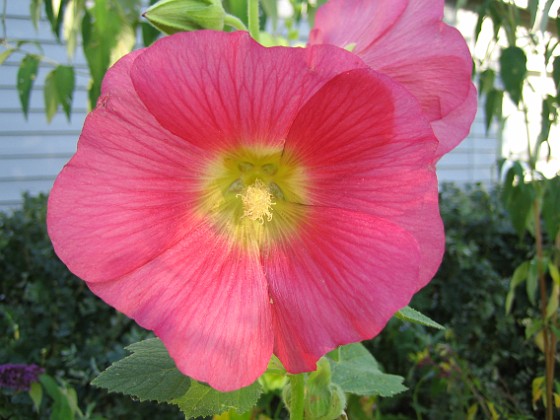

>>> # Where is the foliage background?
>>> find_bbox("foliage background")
[0,185,540,419]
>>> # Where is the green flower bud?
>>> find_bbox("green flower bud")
[305,359,347,420]
[143,0,225,34]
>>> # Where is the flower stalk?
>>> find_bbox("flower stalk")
[247,0,260,42]
[289,373,305,420]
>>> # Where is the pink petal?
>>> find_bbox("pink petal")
[89,222,273,391]
[130,30,366,151]
[310,0,476,157]
[263,207,421,372]
[284,68,443,285]
[308,0,408,50]
[47,52,208,283]
[432,83,478,157]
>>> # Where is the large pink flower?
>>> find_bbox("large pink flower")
[47,30,443,391]
[309,0,477,158]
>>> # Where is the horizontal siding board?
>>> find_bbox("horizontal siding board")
[0,135,78,156]
[0,156,71,179]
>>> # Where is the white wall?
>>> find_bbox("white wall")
[0,1,88,211]
[0,1,511,212]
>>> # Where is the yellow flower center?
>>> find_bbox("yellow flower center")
[197,145,308,249]
[237,179,276,223]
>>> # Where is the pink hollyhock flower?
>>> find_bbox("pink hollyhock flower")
[309,0,477,158]
[48,30,443,391]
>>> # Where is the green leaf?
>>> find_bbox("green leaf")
[484,88,503,132]
[92,338,191,403]
[171,380,262,419]
[528,0,539,28]
[552,56,560,99]
[0,49,15,65]
[28,381,43,412]
[39,375,73,420]
[526,259,539,306]
[30,0,44,29]
[543,175,560,239]
[478,69,495,96]
[44,0,69,39]
[44,70,59,123]
[549,262,560,286]
[499,46,527,106]
[55,65,75,119]
[44,66,75,122]
[330,343,407,397]
[505,260,529,314]
[82,0,124,106]
[501,162,534,236]
[63,0,86,59]
[17,55,41,119]
[395,306,444,330]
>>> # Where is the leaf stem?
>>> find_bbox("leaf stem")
[224,14,248,31]
[289,373,305,420]
[247,0,260,42]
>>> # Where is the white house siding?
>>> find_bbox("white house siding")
[0,1,88,211]
[0,1,507,212]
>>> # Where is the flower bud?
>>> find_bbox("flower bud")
[305,359,346,420]
[143,0,225,34]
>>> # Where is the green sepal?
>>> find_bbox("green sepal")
[143,0,226,34]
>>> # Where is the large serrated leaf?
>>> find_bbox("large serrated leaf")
[499,46,527,106]
[171,380,262,419]
[17,55,41,119]
[92,338,191,403]
[395,306,444,330]
[330,343,406,397]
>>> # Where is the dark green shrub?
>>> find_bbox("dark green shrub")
[0,194,182,419]
[371,183,539,418]
[0,184,542,418]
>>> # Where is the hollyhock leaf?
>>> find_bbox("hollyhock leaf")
[171,380,262,419]
[92,338,191,402]
[500,46,527,106]
[309,0,476,158]
[395,306,444,330]
[484,88,503,132]
[130,31,366,151]
[283,67,443,287]
[329,343,406,397]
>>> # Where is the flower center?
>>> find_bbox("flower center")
[237,179,275,223]
[197,145,308,248]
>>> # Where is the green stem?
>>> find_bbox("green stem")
[247,0,260,42]
[289,373,305,420]
[223,14,248,31]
